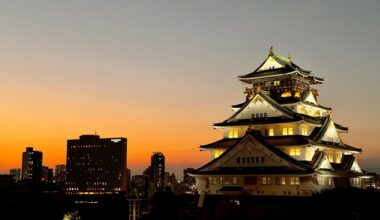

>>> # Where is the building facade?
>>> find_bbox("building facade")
[9,169,21,183]
[42,166,53,182]
[55,164,66,183]
[65,135,127,197]
[21,147,43,182]
[190,47,372,202]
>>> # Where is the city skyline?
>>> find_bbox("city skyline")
[1,1,380,176]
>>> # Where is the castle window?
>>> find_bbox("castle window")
[281,177,286,185]
[328,154,334,163]
[232,177,237,185]
[264,113,267,118]
[228,131,234,138]
[281,91,292,98]
[262,177,271,185]
[261,157,265,163]
[269,129,274,136]
[290,177,300,185]
[301,127,308,136]
[274,81,280,86]
[294,92,301,98]
[328,178,332,186]
[290,148,301,156]
[236,158,240,164]
[282,128,293,136]
[233,131,238,138]
[282,128,288,136]
[288,128,293,135]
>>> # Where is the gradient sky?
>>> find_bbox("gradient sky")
[1,1,380,178]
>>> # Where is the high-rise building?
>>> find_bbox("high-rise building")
[151,152,165,189]
[21,147,43,182]
[9,169,21,183]
[65,135,127,196]
[55,164,66,183]
[190,47,372,203]
[42,166,53,182]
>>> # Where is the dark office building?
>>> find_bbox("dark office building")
[54,164,66,183]
[183,168,195,186]
[21,147,43,182]
[151,152,165,189]
[9,168,21,183]
[42,166,53,182]
[65,135,127,197]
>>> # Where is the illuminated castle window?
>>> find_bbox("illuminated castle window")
[294,91,301,98]
[269,129,274,136]
[281,91,292,98]
[282,128,293,136]
[262,177,271,185]
[274,81,280,86]
[301,127,308,136]
[290,148,301,156]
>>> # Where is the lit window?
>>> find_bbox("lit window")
[281,91,292,97]
[290,148,301,156]
[314,111,321,117]
[269,129,274,136]
[281,177,286,185]
[219,177,223,184]
[301,127,308,136]
[288,128,293,135]
[262,177,271,185]
[228,131,234,138]
[294,92,301,98]
[300,107,306,114]
[274,81,280,86]
[282,128,288,136]
[233,131,238,138]
[328,154,334,163]
[289,177,300,185]
[328,178,332,186]
[295,177,300,185]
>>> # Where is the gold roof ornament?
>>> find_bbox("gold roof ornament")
[288,52,292,61]
[269,46,274,56]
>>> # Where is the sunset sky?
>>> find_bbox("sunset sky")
[1,1,380,178]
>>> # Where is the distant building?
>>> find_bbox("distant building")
[42,166,53,182]
[21,147,43,182]
[164,172,182,195]
[65,135,127,197]
[129,175,147,198]
[183,168,195,186]
[55,164,66,183]
[183,168,196,193]
[151,152,165,189]
[9,169,21,183]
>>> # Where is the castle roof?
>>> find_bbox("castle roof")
[238,47,324,83]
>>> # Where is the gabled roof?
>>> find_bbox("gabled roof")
[238,48,324,82]
[310,115,333,142]
[309,150,334,171]
[217,91,297,127]
[193,132,314,176]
